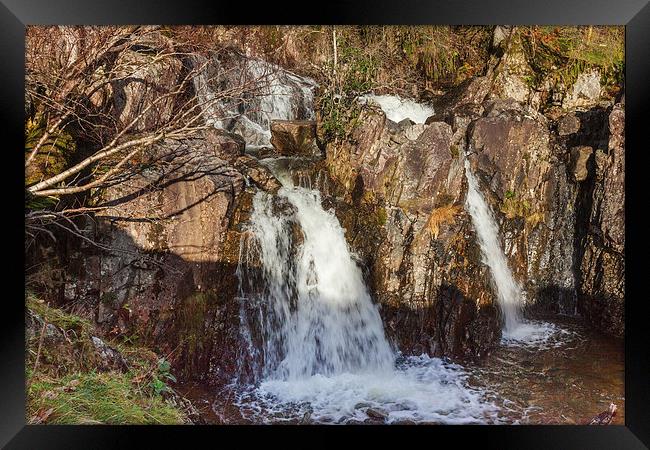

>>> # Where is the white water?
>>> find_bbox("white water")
[464,159,565,346]
[193,55,316,146]
[359,94,435,124]
[235,164,499,424]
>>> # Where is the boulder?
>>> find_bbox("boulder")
[563,70,602,110]
[270,120,320,156]
[56,134,253,384]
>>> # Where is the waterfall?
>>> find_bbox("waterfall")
[238,170,395,380]
[192,54,317,147]
[464,159,523,336]
[233,161,499,424]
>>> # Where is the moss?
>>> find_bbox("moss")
[176,292,213,374]
[26,293,91,334]
[501,192,532,219]
[376,207,388,226]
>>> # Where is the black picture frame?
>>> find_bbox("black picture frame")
[2,1,648,448]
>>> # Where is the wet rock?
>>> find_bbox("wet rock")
[393,419,417,425]
[270,119,320,156]
[234,155,282,193]
[366,407,388,420]
[354,402,372,409]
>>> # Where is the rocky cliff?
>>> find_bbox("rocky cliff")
[27,27,624,390]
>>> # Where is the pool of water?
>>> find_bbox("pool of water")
[177,317,624,425]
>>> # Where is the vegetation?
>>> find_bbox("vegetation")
[26,293,189,424]
[27,371,185,425]
[518,26,625,96]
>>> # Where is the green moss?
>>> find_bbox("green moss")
[26,293,91,334]
[25,115,77,187]
[376,207,388,226]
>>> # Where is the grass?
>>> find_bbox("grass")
[518,26,624,96]
[28,371,185,425]
[424,204,461,239]
[26,293,92,334]
[26,293,189,425]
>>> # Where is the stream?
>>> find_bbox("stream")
[180,68,624,425]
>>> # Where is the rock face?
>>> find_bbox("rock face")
[576,103,625,336]
[324,109,500,358]
[270,120,320,156]
[58,129,274,383]
[321,81,624,355]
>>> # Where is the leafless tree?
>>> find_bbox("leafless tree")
[24,25,277,248]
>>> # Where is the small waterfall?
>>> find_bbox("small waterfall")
[232,160,499,424]
[238,170,395,380]
[192,54,316,147]
[464,159,523,336]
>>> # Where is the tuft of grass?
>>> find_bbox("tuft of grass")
[26,293,91,334]
[424,203,461,239]
[26,293,189,425]
[28,371,186,425]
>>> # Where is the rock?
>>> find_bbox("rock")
[324,106,500,358]
[91,336,129,372]
[570,146,593,182]
[72,134,251,383]
[492,26,512,48]
[577,103,625,336]
[270,120,320,156]
[366,407,388,420]
[490,32,535,104]
[558,113,581,136]
[111,46,184,132]
[563,70,602,110]
[234,155,282,193]
[204,129,246,161]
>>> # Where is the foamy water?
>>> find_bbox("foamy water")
[501,320,575,349]
[233,355,501,424]
[359,94,435,124]
[233,162,501,424]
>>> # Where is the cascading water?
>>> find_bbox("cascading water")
[233,161,500,424]
[464,159,567,346]
[464,159,523,335]
[192,54,316,147]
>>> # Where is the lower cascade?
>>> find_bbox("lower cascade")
[234,161,500,424]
